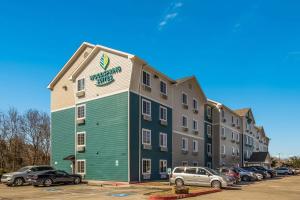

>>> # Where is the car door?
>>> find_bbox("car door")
[56,171,74,183]
[194,168,211,186]
[184,167,198,185]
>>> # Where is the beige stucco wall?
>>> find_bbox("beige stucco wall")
[50,46,93,111]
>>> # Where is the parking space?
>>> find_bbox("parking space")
[0,175,299,200]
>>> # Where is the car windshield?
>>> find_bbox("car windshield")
[17,167,30,172]
[206,168,221,175]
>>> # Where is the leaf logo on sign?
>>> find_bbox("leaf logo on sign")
[100,54,110,71]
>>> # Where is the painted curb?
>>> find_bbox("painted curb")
[149,189,221,200]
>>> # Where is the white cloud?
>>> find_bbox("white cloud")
[158,2,183,30]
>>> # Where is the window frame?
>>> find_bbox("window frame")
[76,104,86,120]
[142,128,151,145]
[221,145,226,155]
[207,124,212,136]
[192,140,198,152]
[142,159,151,175]
[142,71,151,87]
[142,99,151,117]
[207,106,212,118]
[160,80,167,95]
[207,143,212,154]
[221,127,226,137]
[159,132,167,148]
[181,137,188,151]
[159,106,167,121]
[77,77,85,92]
[193,119,198,131]
[182,92,188,105]
[159,160,167,174]
[193,98,198,110]
[76,159,86,175]
[182,115,188,128]
[77,131,86,147]
[182,161,188,166]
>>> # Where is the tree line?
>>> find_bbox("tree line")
[0,108,50,173]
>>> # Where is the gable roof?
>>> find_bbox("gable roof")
[234,108,256,124]
[47,42,95,90]
[175,76,207,103]
[208,99,241,117]
[248,152,271,163]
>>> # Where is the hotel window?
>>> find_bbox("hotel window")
[77,160,85,174]
[193,120,198,131]
[142,129,151,145]
[237,148,240,156]
[236,118,239,125]
[142,159,151,174]
[207,143,212,154]
[160,81,167,95]
[142,99,151,116]
[77,78,85,92]
[182,115,188,128]
[182,92,188,105]
[193,99,198,110]
[232,132,235,140]
[159,133,167,148]
[221,127,226,138]
[181,138,188,151]
[207,106,211,118]
[193,161,198,167]
[221,109,225,118]
[142,71,151,87]
[192,140,198,152]
[159,106,167,121]
[232,147,235,156]
[159,160,167,174]
[221,145,226,155]
[77,132,86,147]
[77,104,86,119]
[182,161,188,166]
[236,133,239,141]
[207,124,212,136]
[231,116,234,123]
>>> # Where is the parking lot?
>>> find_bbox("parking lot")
[0,175,299,200]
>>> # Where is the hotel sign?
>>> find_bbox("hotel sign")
[90,54,122,86]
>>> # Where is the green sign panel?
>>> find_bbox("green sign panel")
[90,54,122,86]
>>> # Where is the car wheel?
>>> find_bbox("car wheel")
[43,178,53,187]
[14,178,24,186]
[242,176,250,182]
[175,178,184,187]
[211,180,221,189]
[74,177,81,185]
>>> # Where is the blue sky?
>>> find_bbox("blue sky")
[0,0,299,158]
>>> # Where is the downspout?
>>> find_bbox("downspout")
[215,103,222,167]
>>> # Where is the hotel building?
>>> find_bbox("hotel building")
[48,42,206,182]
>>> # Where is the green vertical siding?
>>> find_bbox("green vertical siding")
[76,91,129,181]
[51,108,75,173]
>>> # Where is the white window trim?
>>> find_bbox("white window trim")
[192,140,198,152]
[182,137,188,151]
[207,106,212,118]
[182,92,188,105]
[231,132,235,140]
[160,80,168,95]
[193,119,198,131]
[182,161,188,166]
[236,133,240,141]
[232,147,235,155]
[181,115,188,128]
[159,160,167,174]
[142,70,151,87]
[193,98,198,110]
[207,143,212,154]
[159,106,168,121]
[142,128,151,145]
[159,132,167,148]
[76,131,86,147]
[142,158,151,175]
[76,159,86,175]
[142,99,151,116]
[221,127,226,137]
[76,104,86,120]
[221,145,226,155]
[77,77,85,92]
[207,124,212,136]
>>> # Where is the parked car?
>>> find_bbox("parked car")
[254,173,263,181]
[294,168,300,175]
[217,167,240,184]
[0,166,54,186]
[30,170,82,187]
[251,166,277,178]
[275,167,293,175]
[233,167,256,182]
[170,166,234,188]
[242,167,269,179]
